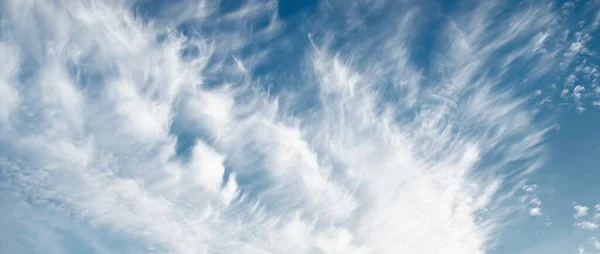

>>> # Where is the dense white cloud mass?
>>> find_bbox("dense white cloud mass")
[0,0,598,253]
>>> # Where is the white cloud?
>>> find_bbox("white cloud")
[0,0,575,253]
[523,184,538,193]
[530,207,543,216]
[570,42,584,52]
[575,221,600,230]
[521,185,545,218]
[187,140,227,193]
[575,205,590,219]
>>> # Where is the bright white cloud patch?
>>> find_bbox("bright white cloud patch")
[0,0,598,253]
[575,205,591,219]
[530,207,543,216]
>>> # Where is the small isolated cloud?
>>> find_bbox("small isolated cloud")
[573,85,586,94]
[570,42,584,53]
[575,205,590,219]
[573,85,586,102]
[575,221,600,230]
[529,207,543,216]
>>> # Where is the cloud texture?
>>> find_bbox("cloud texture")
[0,0,598,253]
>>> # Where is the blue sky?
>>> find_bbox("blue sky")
[0,0,599,253]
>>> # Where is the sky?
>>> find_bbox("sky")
[0,0,599,253]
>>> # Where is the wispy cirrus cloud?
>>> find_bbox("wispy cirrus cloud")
[0,0,595,253]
